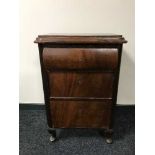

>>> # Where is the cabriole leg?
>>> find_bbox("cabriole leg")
[105,129,113,144]
[48,129,56,142]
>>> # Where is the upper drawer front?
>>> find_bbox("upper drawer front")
[43,48,118,71]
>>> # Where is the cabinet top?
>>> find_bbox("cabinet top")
[34,33,127,44]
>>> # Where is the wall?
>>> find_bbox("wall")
[19,0,134,105]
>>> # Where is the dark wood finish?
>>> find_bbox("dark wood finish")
[43,48,118,70]
[35,34,127,142]
[38,44,52,127]
[49,97,111,101]
[50,100,112,128]
[34,34,127,44]
[48,72,114,98]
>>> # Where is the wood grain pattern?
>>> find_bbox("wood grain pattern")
[35,34,127,142]
[50,100,112,128]
[34,35,127,44]
[48,72,114,98]
[43,48,118,71]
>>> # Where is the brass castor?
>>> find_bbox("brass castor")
[106,138,113,144]
[50,135,56,142]
[48,129,56,142]
[105,129,113,144]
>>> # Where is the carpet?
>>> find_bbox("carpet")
[19,105,135,155]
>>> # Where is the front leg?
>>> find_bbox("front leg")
[48,128,56,142]
[105,129,113,144]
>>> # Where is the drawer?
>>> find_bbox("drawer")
[43,48,118,71]
[50,100,112,128]
[48,72,114,98]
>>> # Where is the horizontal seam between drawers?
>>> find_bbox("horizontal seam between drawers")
[49,97,112,101]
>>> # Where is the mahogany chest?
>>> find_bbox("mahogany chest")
[35,34,127,143]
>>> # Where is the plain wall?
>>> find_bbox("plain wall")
[19,0,135,105]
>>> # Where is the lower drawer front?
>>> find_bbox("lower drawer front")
[50,100,112,128]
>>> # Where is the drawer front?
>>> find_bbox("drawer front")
[49,72,114,98]
[50,100,112,128]
[43,48,118,71]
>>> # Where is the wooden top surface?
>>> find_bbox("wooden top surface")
[34,33,127,44]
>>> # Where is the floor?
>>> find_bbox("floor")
[19,105,135,155]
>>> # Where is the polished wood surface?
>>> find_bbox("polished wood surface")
[35,34,127,142]
[48,72,114,98]
[43,48,118,71]
[34,34,127,44]
[50,100,112,128]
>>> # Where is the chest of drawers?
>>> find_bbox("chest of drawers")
[35,34,127,143]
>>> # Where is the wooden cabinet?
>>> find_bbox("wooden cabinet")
[35,34,127,143]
